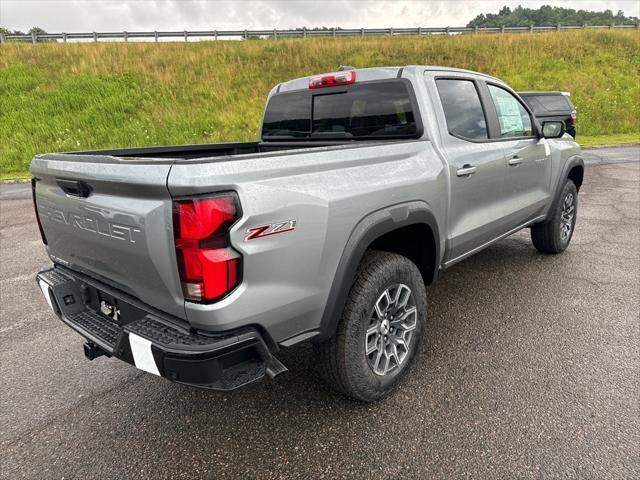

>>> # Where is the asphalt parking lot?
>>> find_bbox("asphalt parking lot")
[1,146,639,479]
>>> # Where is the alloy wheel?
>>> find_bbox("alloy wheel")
[560,192,575,241]
[365,284,417,376]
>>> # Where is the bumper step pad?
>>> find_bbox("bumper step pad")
[67,310,120,350]
[37,267,287,391]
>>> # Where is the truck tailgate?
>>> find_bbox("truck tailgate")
[31,154,186,319]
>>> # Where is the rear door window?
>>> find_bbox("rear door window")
[262,80,420,140]
[435,79,488,140]
[487,85,534,138]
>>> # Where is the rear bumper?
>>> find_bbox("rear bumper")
[36,266,286,391]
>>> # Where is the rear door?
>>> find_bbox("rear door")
[484,84,552,227]
[433,77,509,262]
[31,155,186,319]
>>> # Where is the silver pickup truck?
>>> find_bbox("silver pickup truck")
[32,66,583,401]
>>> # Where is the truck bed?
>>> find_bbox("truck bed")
[68,140,359,160]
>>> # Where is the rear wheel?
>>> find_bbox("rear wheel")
[314,251,427,402]
[531,179,578,254]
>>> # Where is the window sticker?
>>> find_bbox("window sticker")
[496,95,524,134]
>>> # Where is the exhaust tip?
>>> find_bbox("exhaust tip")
[265,356,288,379]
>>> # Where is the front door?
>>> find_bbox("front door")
[485,84,552,228]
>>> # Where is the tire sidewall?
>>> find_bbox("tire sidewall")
[552,180,578,251]
[343,254,427,400]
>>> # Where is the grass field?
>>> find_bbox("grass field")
[1,30,639,179]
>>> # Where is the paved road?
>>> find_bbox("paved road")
[1,161,639,479]
[581,145,640,165]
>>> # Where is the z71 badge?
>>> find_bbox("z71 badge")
[245,220,296,241]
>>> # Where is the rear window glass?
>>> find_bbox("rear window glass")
[261,91,310,138]
[262,81,419,140]
[521,94,572,114]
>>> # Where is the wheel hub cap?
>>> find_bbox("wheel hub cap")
[380,319,390,335]
[365,283,417,376]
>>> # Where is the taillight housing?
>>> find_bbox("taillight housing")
[31,178,47,245]
[570,110,577,125]
[173,193,241,303]
[309,70,356,89]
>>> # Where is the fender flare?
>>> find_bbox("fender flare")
[316,201,440,342]
[545,154,584,223]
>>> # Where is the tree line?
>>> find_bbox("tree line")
[0,27,53,41]
[467,5,639,27]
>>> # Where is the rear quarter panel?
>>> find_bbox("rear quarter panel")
[167,140,447,343]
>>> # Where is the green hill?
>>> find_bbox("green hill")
[1,29,638,179]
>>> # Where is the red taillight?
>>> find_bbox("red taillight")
[173,194,241,302]
[309,70,356,89]
[570,110,577,124]
[31,178,47,245]
[178,197,236,239]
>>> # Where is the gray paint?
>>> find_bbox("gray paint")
[30,66,580,346]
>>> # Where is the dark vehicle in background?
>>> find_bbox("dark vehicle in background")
[519,91,577,138]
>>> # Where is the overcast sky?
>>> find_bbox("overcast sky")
[2,1,639,32]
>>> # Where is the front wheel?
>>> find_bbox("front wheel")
[531,179,578,254]
[314,251,427,402]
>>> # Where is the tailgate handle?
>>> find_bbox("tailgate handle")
[57,179,92,198]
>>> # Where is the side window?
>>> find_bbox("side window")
[436,79,488,140]
[488,85,533,138]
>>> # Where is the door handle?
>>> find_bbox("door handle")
[456,164,477,177]
[508,156,523,166]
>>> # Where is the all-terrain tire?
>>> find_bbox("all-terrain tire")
[314,251,427,402]
[531,179,578,254]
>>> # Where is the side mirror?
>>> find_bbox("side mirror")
[541,121,566,139]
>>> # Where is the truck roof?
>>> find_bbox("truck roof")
[419,65,502,82]
[276,65,504,93]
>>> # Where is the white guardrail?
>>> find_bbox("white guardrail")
[1,24,639,43]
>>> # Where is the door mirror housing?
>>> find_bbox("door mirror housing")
[541,121,566,139]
